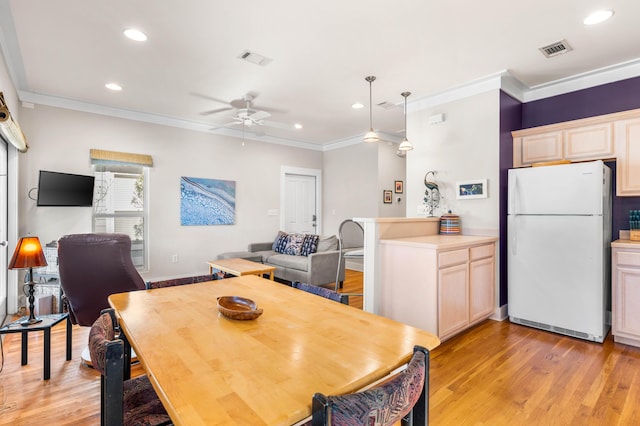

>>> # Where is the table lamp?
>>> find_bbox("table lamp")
[8,236,48,326]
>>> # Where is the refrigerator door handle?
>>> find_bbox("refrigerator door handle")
[509,215,517,256]
[509,174,518,215]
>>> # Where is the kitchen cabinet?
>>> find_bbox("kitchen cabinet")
[512,120,613,168]
[379,235,497,341]
[612,240,640,348]
[614,117,640,196]
[512,108,640,196]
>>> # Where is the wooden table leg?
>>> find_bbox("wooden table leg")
[21,331,28,365]
[269,271,274,280]
[44,328,51,380]
[66,315,72,361]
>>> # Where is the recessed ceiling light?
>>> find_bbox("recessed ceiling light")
[352,102,364,109]
[294,123,303,129]
[123,28,148,42]
[584,10,614,25]
[105,82,123,91]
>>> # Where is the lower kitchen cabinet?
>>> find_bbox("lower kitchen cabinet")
[379,235,497,341]
[612,240,640,347]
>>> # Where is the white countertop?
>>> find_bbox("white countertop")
[380,234,498,250]
[612,239,640,248]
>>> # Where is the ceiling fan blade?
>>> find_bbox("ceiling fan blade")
[252,104,288,114]
[200,107,234,116]
[249,110,270,121]
[190,92,231,105]
[209,121,240,131]
[261,120,295,130]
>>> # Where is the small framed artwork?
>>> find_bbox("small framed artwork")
[395,180,403,193]
[383,190,393,204]
[456,179,488,199]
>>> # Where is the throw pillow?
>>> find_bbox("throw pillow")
[300,234,319,256]
[283,233,305,255]
[273,231,289,253]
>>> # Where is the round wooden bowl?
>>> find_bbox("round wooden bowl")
[217,296,263,320]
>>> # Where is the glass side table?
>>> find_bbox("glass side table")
[0,312,72,380]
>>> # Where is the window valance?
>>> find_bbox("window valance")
[90,149,153,167]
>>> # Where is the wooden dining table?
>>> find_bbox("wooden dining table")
[108,275,440,426]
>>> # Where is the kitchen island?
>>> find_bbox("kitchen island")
[379,234,498,340]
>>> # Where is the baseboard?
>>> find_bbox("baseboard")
[491,304,508,321]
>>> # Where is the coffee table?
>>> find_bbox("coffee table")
[208,257,276,280]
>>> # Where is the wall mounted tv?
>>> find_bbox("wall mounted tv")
[37,170,95,207]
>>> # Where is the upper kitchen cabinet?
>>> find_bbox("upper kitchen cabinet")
[512,108,640,196]
[615,117,640,196]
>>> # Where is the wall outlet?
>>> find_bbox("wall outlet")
[171,254,179,263]
[267,209,279,216]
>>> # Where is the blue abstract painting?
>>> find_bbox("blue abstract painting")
[180,177,236,225]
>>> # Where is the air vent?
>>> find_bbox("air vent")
[238,50,272,66]
[539,39,572,58]
[377,101,400,110]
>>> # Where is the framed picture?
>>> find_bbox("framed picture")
[456,179,488,199]
[394,180,403,193]
[383,190,393,204]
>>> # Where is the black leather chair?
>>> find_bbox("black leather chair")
[58,233,146,326]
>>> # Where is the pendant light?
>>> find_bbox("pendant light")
[398,91,414,151]
[363,76,380,143]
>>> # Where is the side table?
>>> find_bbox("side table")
[0,312,72,380]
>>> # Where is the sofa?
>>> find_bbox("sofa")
[218,233,345,287]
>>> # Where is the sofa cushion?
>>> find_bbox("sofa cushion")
[317,235,338,252]
[253,250,276,263]
[267,254,309,272]
[300,234,319,256]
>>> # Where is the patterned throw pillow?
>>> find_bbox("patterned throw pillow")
[273,231,289,253]
[283,233,305,255]
[300,234,319,256]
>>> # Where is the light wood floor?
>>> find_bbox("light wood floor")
[2,270,640,425]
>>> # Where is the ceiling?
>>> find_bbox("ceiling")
[1,0,640,149]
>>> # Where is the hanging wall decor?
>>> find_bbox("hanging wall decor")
[180,176,236,225]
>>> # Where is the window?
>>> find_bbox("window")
[90,149,152,271]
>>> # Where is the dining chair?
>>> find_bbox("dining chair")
[335,219,364,291]
[58,233,147,326]
[146,273,215,289]
[89,308,172,426]
[292,281,349,304]
[311,345,430,426]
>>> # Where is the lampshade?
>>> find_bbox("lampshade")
[363,76,380,143]
[398,91,414,151]
[8,236,48,270]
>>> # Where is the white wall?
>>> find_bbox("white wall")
[323,140,406,234]
[406,90,500,235]
[18,105,323,280]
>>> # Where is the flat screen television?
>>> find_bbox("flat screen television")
[37,170,95,207]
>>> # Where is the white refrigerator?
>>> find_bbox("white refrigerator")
[507,160,611,343]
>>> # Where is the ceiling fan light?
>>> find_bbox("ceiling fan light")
[398,139,414,151]
[363,129,380,143]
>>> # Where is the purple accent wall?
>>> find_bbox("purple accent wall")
[522,76,640,129]
[499,76,640,308]
[499,91,522,306]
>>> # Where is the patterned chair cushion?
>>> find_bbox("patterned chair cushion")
[88,311,116,375]
[329,351,426,425]
[292,281,344,303]
[123,375,172,426]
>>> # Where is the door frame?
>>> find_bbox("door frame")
[280,166,322,236]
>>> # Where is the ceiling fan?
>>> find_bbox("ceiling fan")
[195,91,286,116]
[203,93,293,132]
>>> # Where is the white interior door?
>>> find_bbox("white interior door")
[284,173,316,234]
